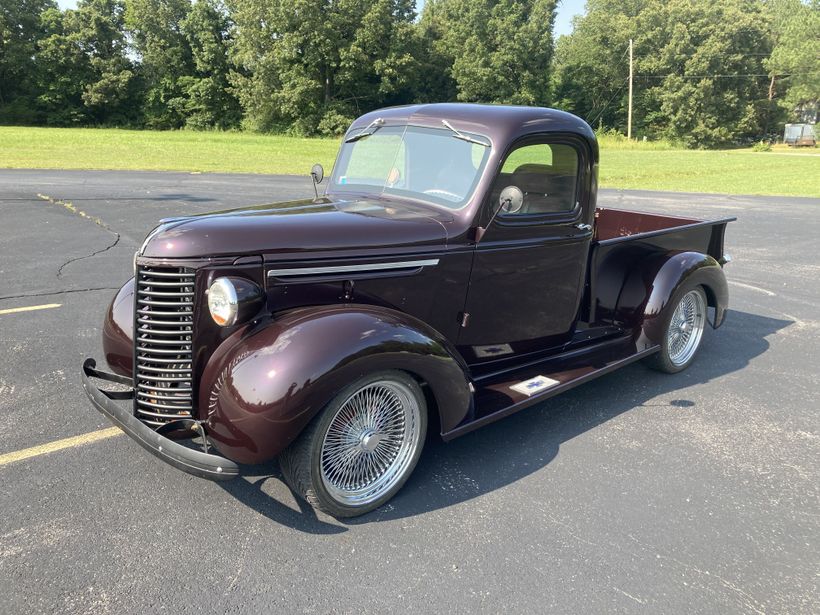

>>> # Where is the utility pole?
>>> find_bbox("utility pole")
[627,38,633,140]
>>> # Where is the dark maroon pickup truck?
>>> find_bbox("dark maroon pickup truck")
[82,104,734,517]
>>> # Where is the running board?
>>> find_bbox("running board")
[442,345,659,441]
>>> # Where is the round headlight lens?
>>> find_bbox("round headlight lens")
[207,277,238,326]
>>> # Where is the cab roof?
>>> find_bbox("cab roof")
[349,103,598,162]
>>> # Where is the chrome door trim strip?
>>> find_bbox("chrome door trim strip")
[266,259,440,278]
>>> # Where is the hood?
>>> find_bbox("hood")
[140,196,451,260]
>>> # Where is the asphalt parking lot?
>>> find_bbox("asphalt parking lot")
[1,168,818,614]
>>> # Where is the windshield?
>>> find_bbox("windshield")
[329,125,491,209]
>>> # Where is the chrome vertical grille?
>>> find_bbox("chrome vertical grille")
[134,266,195,426]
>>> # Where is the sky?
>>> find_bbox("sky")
[56,0,585,37]
[553,0,585,37]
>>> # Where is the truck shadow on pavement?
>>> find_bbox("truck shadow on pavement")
[218,309,791,533]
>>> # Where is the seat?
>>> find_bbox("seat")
[511,164,575,214]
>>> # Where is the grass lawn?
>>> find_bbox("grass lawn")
[0,127,341,176]
[0,126,817,197]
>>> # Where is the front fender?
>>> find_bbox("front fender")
[200,304,472,465]
[102,277,135,377]
[629,251,728,351]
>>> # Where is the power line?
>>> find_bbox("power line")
[586,78,629,127]
[584,44,631,127]
[635,72,819,79]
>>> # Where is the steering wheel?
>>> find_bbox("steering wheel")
[422,188,461,202]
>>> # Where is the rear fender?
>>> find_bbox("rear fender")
[200,304,472,465]
[620,251,728,351]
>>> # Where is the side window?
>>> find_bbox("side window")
[495,143,579,215]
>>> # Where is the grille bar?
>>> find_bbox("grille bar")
[137,280,193,288]
[138,298,194,307]
[137,337,193,347]
[136,371,191,381]
[138,347,192,355]
[140,270,195,279]
[137,290,194,298]
[136,396,194,410]
[135,356,192,365]
[134,266,195,425]
[136,310,192,318]
[137,365,192,374]
[137,326,191,337]
[138,383,193,393]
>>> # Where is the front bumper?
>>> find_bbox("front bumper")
[81,358,238,481]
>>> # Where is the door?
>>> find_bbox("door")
[457,138,593,364]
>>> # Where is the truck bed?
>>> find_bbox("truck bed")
[588,207,735,329]
[594,207,700,242]
[593,207,734,259]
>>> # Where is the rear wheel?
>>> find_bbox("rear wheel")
[645,285,708,374]
[280,370,427,518]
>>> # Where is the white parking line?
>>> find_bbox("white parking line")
[728,280,776,297]
[0,303,62,315]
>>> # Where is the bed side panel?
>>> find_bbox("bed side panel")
[589,221,730,326]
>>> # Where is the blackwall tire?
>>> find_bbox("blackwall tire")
[280,370,427,518]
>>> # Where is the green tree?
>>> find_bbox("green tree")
[36,0,135,125]
[229,0,420,135]
[553,0,774,147]
[126,0,193,128]
[552,0,644,131]
[0,0,56,123]
[420,0,557,105]
[180,0,240,129]
[35,6,91,124]
[765,0,820,121]
[77,0,136,124]
[644,0,772,147]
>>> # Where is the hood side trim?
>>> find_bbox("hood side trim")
[267,259,440,278]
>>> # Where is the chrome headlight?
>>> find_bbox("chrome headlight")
[206,276,263,327]
[207,278,239,326]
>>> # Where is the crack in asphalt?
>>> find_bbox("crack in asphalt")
[36,194,123,278]
[0,287,120,302]
[56,234,121,278]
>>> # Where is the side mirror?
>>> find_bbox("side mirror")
[472,185,525,244]
[310,163,324,184]
[310,163,324,199]
[499,185,524,214]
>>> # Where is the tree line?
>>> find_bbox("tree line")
[0,0,817,147]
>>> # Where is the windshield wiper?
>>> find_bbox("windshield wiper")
[441,119,490,147]
[345,118,385,143]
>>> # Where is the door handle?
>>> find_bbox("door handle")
[574,223,592,231]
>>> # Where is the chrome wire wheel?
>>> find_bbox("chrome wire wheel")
[668,289,706,367]
[319,379,422,507]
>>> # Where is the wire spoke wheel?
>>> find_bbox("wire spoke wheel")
[667,289,706,367]
[319,379,422,507]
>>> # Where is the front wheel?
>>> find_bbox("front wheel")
[280,370,427,518]
[645,285,708,374]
